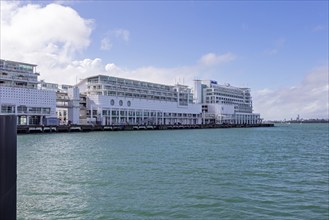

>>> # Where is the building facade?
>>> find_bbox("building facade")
[77,75,202,125]
[194,80,261,124]
[1,59,261,126]
[0,59,56,125]
[40,81,80,125]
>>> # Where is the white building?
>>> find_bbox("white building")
[40,80,80,125]
[0,59,56,125]
[0,59,262,126]
[77,75,202,125]
[194,80,261,124]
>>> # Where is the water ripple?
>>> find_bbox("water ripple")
[17,124,329,219]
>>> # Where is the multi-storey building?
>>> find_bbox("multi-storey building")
[39,80,80,125]
[194,80,261,124]
[77,75,202,125]
[0,59,57,125]
[0,59,261,126]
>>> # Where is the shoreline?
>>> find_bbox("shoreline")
[17,123,274,134]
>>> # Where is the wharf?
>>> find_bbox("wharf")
[17,123,274,134]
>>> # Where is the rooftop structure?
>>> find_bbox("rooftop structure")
[0,59,39,89]
[81,75,193,106]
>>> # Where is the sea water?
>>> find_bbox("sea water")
[17,124,329,219]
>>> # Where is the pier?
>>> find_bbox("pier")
[17,123,274,134]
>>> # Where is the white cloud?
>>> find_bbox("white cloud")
[0,1,93,83]
[4,2,326,121]
[113,29,130,42]
[99,28,130,50]
[1,2,238,97]
[102,52,236,86]
[1,0,235,86]
[253,66,329,120]
[199,52,236,66]
[0,1,235,86]
[100,37,112,51]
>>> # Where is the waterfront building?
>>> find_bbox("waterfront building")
[55,87,80,125]
[77,75,202,125]
[0,59,57,125]
[1,59,261,126]
[194,80,261,124]
[79,94,88,125]
[39,80,80,125]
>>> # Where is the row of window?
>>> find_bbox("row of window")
[98,76,172,91]
[0,105,51,114]
[99,109,200,118]
[110,99,131,107]
[89,86,192,98]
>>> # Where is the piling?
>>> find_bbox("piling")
[0,115,17,220]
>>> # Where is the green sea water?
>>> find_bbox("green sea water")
[17,124,329,219]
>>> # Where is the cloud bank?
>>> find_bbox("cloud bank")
[1,1,234,86]
[253,66,329,120]
[1,2,93,66]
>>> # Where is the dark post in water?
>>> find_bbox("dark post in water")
[0,115,17,220]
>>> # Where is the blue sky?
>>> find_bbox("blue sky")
[73,1,327,89]
[1,0,328,119]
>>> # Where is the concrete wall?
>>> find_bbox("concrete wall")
[0,115,17,219]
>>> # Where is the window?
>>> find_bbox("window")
[42,108,50,114]
[110,99,115,105]
[1,105,15,113]
[127,101,131,107]
[119,100,123,106]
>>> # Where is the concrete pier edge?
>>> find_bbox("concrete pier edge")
[17,123,274,134]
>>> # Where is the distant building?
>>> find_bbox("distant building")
[1,59,261,126]
[0,59,56,125]
[194,80,261,124]
[55,87,80,125]
[77,75,202,125]
[39,80,80,125]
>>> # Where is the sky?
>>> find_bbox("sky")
[0,0,328,120]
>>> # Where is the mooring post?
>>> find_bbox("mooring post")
[0,115,17,220]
